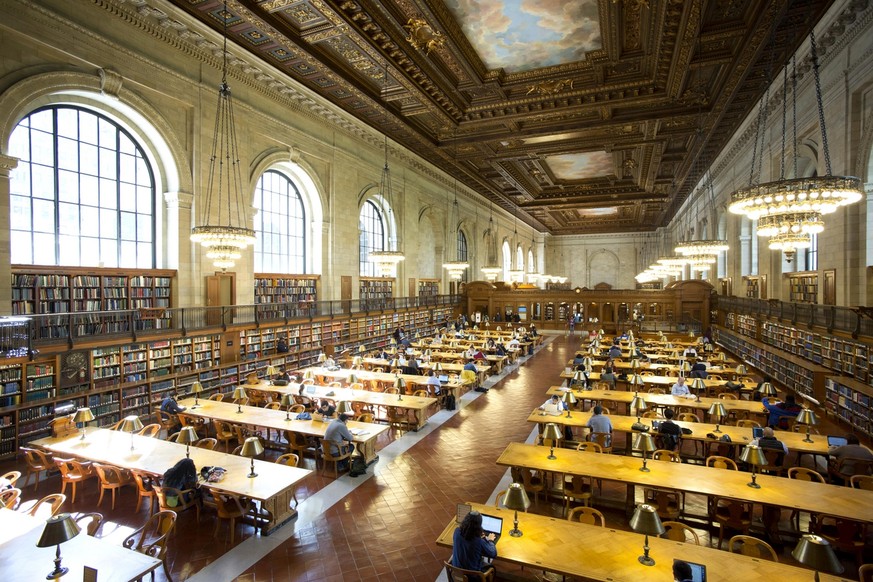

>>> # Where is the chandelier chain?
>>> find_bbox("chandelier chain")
[792,55,798,180]
[809,30,833,176]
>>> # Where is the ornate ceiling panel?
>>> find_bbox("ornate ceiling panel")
[168,0,837,234]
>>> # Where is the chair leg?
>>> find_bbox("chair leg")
[97,487,105,507]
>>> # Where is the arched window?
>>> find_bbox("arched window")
[528,248,535,273]
[9,105,156,267]
[253,170,306,273]
[359,199,385,276]
[516,245,524,271]
[457,229,469,282]
[502,239,511,281]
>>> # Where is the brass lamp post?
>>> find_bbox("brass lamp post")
[542,423,563,460]
[177,426,198,459]
[36,513,81,579]
[796,408,818,443]
[629,504,665,566]
[739,444,766,488]
[708,402,727,433]
[502,482,531,537]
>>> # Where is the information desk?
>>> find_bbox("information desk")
[526,409,831,457]
[496,442,873,523]
[435,503,850,582]
[33,428,310,534]
[546,386,765,417]
[179,398,389,463]
[258,379,438,430]
[0,508,162,582]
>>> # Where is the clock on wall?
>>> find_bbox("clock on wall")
[60,350,89,387]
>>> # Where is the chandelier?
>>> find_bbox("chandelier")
[480,203,501,281]
[674,240,728,256]
[442,140,468,282]
[728,31,862,257]
[190,4,256,270]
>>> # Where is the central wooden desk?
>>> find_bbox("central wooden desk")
[546,386,765,417]
[435,503,850,582]
[179,398,389,463]
[497,442,873,523]
[0,508,162,582]
[33,428,310,534]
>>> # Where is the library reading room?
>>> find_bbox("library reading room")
[1,0,873,581]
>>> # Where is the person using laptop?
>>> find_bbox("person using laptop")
[755,426,788,455]
[671,376,695,399]
[451,511,497,573]
[538,394,565,416]
[657,408,682,451]
[425,369,441,396]
[828,433,873,482]
[673,560,694,582]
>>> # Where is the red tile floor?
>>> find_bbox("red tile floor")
[2,333,869,581]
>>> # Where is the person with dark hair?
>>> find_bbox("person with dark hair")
[587,405,612,445]
[160,389,186,433]
[753,375,773,401]
[829,433,873,480]
[324,412,354,457]
[762,393,802,429]
[600,363,616,388]
[276,338,289,353]
[658,408,682,451]
[317,400,336,419]
[162,458,199,507]
[673,560,693,582]
[451,510,497,572]
[607,343,623,360]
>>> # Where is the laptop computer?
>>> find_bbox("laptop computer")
[305,385,317,395]
[827,435,848,447]
[438,374,449,383]
[674,559,707,582]
[752,427,764,439]
[480,513,503,544]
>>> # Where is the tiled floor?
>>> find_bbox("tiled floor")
[2,333,869,581]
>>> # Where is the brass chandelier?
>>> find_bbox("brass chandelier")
[442,140,468,281]
[480,203,502,282]
[191,3,256,270]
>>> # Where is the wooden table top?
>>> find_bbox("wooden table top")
[178,398,390,443]
[566,359,746,376]
[497,442,873,522]
[0,508,162,582]
[435,503,850,582]
[33,428,311,503]
[526,410,831,455]
[301,367,463,391]
[547,386,765,414]
[363,357,490,374]
[256,379,437,412]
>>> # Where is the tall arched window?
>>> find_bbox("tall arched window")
[502,240,511,281]
[516,245,524,271]
[359,199,385,276]
[254,170,306,273]
[527,248,535,273]
[9,106,156,267]
[457,229,469,282]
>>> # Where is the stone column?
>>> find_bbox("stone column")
[0,155,19,314]
[164,191,194,306]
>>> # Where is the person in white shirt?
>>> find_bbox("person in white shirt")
[508,337,520,348]
[425,370,442,396]
[671,376,695,398]
[538,394,565,415]
[683,346,698,358]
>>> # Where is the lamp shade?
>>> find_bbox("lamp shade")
[352,356,364,366]
[629,504,665,536]
[176,426,198,445]
[303,369,315,379]
[796,408,818,426]
[629,374,645,388]
[542,422,563,442]
[735,364,747,374]
[280,394,293,407]
[232,386,248,401]
[191,381,203,394]
[707,402,727,419]
[572,371,586,382]
[240,436,264,458]
[389,358,401,368]
[394,377,407,390]
[563,391,577,407]
[348,373,360,385]
[718,352,728,361]
[690,377,707,391]
[630,395,648,415]
[120,415,143,433]
[633,432,656,453]
[629,359,641,369]
[358,345,366,353]
[73,407,95,424]
[502,482,531,511]
[739,444,766,467]
[758,382,776,397]
[582,357,593,367]
[791,534,844,574]
[337,401,354,416]
[317,353,328,363]
[36,513,81,547]
[265,366,277,377]
[433,362,443,371]
[679,361,692,372]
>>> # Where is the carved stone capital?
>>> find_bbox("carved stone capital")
[164,191,193,210]
[0,154,19,177]
[98,68,124,98]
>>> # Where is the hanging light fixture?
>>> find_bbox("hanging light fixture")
[729,31,862,257]
[190,3,256,271]
[508,211,525,283]
[368,62,405,277]
[481,202,502,282]
[442,137,468,281]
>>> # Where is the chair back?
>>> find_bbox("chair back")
[0,488,21,509]
[29,493,66,518]
[788,467,825,483]
[123,510,176,560]
[195,438,218,450]
[652,450,681,463]
[1,470,21,486]
[567,506,605,526]
[589,432,612,451]
[137,423,162,438]
[706,456,738,470]
[575,442,603,454]
[661,521,700,545]
[75,512,104,536]
[678,413,700,423]
[444,560,494,582]
[850,475,873,490]
[859,563,873,582]
[275,453,299,467]
[736,420,761,428]
[728,535,778,561]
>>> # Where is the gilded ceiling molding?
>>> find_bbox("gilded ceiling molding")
[404,17,445,55]
[525,79,574,96]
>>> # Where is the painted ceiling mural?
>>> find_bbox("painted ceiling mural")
[443,0,602,71]
[546,152,614,180]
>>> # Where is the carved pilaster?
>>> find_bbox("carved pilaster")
[0,155,18,313]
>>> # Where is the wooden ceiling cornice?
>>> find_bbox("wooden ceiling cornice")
[167,0,837,234]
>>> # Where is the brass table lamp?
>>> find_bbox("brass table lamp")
[708,402,727,433]
[190,381,203,408]
[792,534,844,581]
[232,386,248,414]
[36,513,81,579]
[177,426,198,459]
[739,443,766,488]
[633,432,656,472]
[241,436,264,478]
[280,394,293,421]
[542,423,563,460]
[502,482,531,537]
[120,415,143,451]
[562,391,577,418]
[73,407,94,440]
[629,504,665,566]
[796,408,818,443]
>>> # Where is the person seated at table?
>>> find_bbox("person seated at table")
[657,408,683,451]
[464,346,477,359]
[402,359,421,376]
[160,390,186,433]
[400,336,412,348]
[671,376,695,399]
[600,364,617,388]
[689,359,708,379]
[587,406,612,443]
[472,349,486,361]
[683,345,698,358]
[572,353,585,366]
[495,342,508,357]
[762,394,802,429]
[673,560,694,582]
[607,343,623,359]
[508,336,520,349]
[756,426,788,455]
[530,324,538,337]
[463,358,478,372]
[316,400,336,419]
[276,338,289,353]
[324,413,355,466]
[571,367,590,388]
[162,458,199,507]
[451,511,497,573]
[486,338,497,351]
[538,394,565,416]
[828,434,873,481]
[425,369,442,396]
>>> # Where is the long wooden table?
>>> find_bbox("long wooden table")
[435,503,850,582]
[496,442,873,523]
[179,398,389,463]
[0,509,162,582]
[257,379,438,430]
[558,371,752,396]
[547,386,765,417]
[566,359,748,377]
[362,357,491,384]
[526,409,831,457]
[33,428,310,534]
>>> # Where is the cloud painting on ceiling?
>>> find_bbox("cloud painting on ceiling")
[546,152,613,180]
[577,208,618,217]
[444,0,601,72]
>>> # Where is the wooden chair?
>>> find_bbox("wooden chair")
[0,488,21,510]
[662,521,700,545]
[652,450,681,463]
[512,467,546,505]
[246,389,268,407]
[787,466,825,531]
[213,419,236,452]
[850,475,873,491]
[729,534,778,561]
[645,488,682,520]
[123,510,176,582]
[736,419,761,428]
[166,431,181,442]
[815,517,867,566]
[759,449,786,477]
[54,457,95,504]
[75,512,104,536]
[706,456,738,470]
[28,493,66,518]
[567,506,605,527]
[192,437,216,450]
[209,393,225,401]
[2,470,22,486]
[859,564,873,582]
[288,404,306,414]
[152,484,201,523]
[137,423,162,438]
[19,446,53,490]
[154,410,177,438]
[443,560,495,582]
[92,462,134,510]
[713,499,753,549]
[356,412,375,424]
[212,490,257,545]
[678,413,700,423]
[178,414,208,438]
[274,454,300,508]
[718,392,738,400]
[589,432,613,455]
[285,431,321,468]
[320,439,352,478]
[563,474,594,515]
[829,457,873,485]
[130,469,158,514]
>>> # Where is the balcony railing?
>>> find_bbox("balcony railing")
[1,294,461,357]
[715,295,873,338]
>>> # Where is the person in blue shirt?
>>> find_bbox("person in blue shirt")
[607,343,623,359]
[762,394,802,429]
[451,511,497,572]
[463,358,478,372]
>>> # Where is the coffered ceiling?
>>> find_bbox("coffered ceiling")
[168,0,836,234]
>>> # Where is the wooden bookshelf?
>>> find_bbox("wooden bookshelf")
[418,279,440,297]
[360,277,394,311]
[743,276,760,298]
[253,274,319,319]
[786,272,818,304]
[825,376,873,439]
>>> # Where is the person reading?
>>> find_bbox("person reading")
[538,394,565,416]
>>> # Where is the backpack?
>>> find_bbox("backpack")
[444,394,456,411]
[349,455,367,477]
